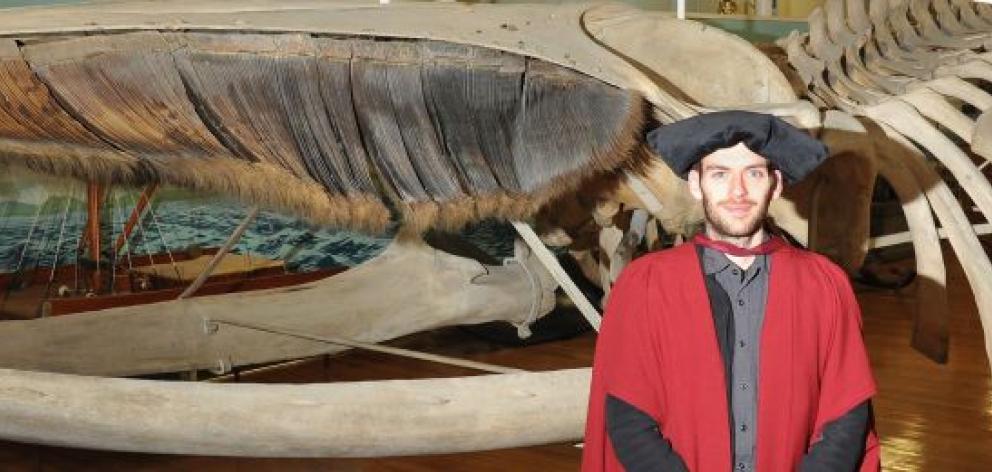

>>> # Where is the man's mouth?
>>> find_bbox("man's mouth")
[721,203,755,217]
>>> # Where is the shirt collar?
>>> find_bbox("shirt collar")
[701,246,767,280]
[702,246,734,275]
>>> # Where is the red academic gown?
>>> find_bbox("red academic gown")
[582,241,880,471]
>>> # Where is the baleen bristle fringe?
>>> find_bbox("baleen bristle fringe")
[0,138,391,234]
[1,32,649,235]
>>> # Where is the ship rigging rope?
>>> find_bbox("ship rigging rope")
[28,199,59,278]
[37,188,76,314]
[47,189,75,286]
[109,190,118,292]
[128,194,159,276]
[114,193,134,271]
[73,196,83,293]
[0,203,11,272]
[208,319,525,375]
[0,201,12,243]
[144,194,180,280]
[13,199,46,275]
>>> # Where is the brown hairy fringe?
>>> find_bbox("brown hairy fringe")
[396,200,440,239]
[0,137,391,234]
[0,137,138,185]
[432,196,480,232]
[395,193,532,235]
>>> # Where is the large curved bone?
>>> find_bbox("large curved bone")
[887,0,991,57]
[580,5,796,107]
[862,100,992,218]
[874,120,992,368]
[973,110,992,158]
[0,239,557,376]
[971,0,992,24]
[951,0,992,30]
[908,0,988,48]
[908,76,992,111]
[909,0,970,44]
[932,0,972,36]
[0,366,590,457]
[896,89,976,145]
[830,110,949,362]
[865,1,939,76]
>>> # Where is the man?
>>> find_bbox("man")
[582,111,879,471]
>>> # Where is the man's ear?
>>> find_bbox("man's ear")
[771,169,784,200]
[687,169,703,202]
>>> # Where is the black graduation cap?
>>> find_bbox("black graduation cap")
[645,111,828,184]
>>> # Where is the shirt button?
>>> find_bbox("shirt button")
[738,340,746,348]
[737,462,746,471]
[740,423,749,432]
[737,299,745,306]
[732,269,740,276]
[740,382,749,391]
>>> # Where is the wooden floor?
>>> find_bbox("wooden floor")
[0,250,989,471]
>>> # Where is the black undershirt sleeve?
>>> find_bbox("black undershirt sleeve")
[605,394,689,472]
[800,400,872,472]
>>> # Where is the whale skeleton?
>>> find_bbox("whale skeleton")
[0,0,990,458]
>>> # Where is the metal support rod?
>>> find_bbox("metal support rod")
[177,206,259,299]
[511,221,602,332]
[624,171,665,219]
[207,355,321,383]
[208,319,523,375]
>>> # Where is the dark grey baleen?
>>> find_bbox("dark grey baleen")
[0,32,646,233]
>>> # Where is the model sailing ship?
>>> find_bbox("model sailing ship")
[1,178,345,320]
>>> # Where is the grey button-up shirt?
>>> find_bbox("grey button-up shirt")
[702,247,770,472]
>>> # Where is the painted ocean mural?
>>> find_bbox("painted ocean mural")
[0,169,517,275]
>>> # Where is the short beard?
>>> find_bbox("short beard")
[701,192,773,239]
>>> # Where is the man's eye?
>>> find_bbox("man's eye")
[748,169,767,178]
[710,171,726,179]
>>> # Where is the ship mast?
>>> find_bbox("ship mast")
[84,182,102,293]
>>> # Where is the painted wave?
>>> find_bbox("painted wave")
[0,196,515,274]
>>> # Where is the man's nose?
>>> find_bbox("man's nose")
[730,172,747,198]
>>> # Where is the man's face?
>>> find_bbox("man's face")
[687,142,783,238]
